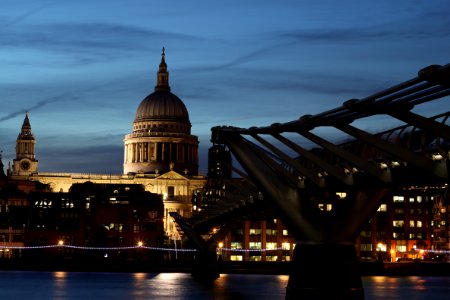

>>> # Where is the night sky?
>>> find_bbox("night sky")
[1,0,449,175]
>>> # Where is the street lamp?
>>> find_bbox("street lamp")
[218,242,224,261]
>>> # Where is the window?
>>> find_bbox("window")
[410,220,415,227]
[396,240,407,252]
[360,244,372,251]
[266,229,277,236]
[230,242,242,249]
[417,196,422,203]
[393,220,404,227]
[249,256,261,261]
[336,192,347,199]
[282,229,289,236]
[230,255,243,261]
[360,231,371,238]
[266,256,278,262]
[378,204,387,212]
[167,186,175,199]
[417,221,422,228]
[409,233,415,239]
[282,242,291,250]
[409,197,415,203]
[249,242,261,249]
[326,204,333,211]
[249,229,261,235]
[393,196,404,202]
[394,208,404,214]
[266,242,277,250]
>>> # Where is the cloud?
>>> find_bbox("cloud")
[0,1,56,29]
[0,93,76,122]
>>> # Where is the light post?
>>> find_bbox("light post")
[218,242,224,261]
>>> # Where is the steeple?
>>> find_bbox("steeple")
[12,112,38,176]
[19,112,33,137]
[155,47,171,92]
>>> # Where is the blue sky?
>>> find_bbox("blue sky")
[1,0,449,175]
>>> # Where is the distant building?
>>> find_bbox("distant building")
[6,49,206,240]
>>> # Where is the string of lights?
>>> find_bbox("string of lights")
[0,244,289,252]
[0,244,196,252]
[221,247,286,252]
[417,248,450,254]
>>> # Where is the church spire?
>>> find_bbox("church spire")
[155,47,171,92]
[20,111,33,137]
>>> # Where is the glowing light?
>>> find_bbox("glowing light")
[218,242,223,248]
[58,240,64,246]
[137,241,143,247]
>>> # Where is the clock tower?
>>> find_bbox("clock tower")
[12,112,38,176]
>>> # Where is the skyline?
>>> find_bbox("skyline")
[1,0,449,175]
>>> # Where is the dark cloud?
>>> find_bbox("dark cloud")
[1,22,202,61]
[0,1,56,29]
[0,93,76,122]
[276,18,450,45]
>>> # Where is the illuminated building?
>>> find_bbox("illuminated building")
[6,49,206,240]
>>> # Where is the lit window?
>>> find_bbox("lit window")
[282,229,289,236]
[393,220,404,227]
[249,242,261,250]
[336,192,347,199]
[230,255,243,261]
[326,204,332,211]
[230,242,242,249]
[318,204,324,211]
[378,204,387,212]
[250,256,261,261]
[266,242,277,250]
[417,196,422,203]
[393,196,404,202]
[409,197,415,203]
[409,233,415,239]
[249,229,261,235]
[266,229,277,236]
[282,242,291,250]
[410,220,415,227]
[441,208,447,213]
[441,220,446,226]
[266,256,278,262]
[396,245,407,252]
[417,221,422,228]
[282,256,291,262]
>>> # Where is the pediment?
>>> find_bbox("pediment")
[155,170,188,180]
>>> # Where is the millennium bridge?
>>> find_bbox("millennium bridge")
[171,63,450,299]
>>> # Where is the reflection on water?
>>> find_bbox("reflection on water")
[363,276,450,300]
[0,271,449,299]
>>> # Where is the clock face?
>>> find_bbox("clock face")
[20,161,30,170]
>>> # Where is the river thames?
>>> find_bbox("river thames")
[0,271,450,299]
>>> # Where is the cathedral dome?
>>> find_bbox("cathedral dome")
[134,48,190,124]
[134,90,190,123]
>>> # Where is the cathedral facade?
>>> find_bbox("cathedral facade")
[7,50,206,238]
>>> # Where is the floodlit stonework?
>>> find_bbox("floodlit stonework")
[8,49,206,238]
